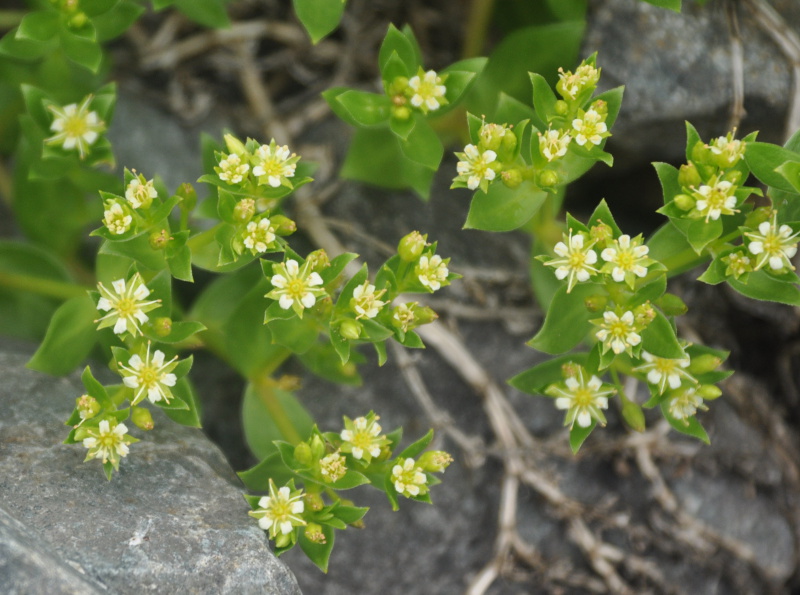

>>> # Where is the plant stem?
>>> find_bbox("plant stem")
[463,0,497,58]
[0,270,89,300]
[252,372,304,445]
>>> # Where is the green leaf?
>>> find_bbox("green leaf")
[238,452,295,491]
[464,181,547,231]
[93,0,145,41]
[143,320,206,344]
[80,366,113,408]
[775,161,800,194]
[670,216,723,254]
[397,116,443,170]
[297,341,362,385]
[172,0,230,28]
[530,72,557,124]
[267,316,319,354]
[27,295,97,376]
[60,28,103,73]
[640,0,681,12]
[528,283,600,354]
[647,221,708,276]
[378,24,419,78]
[293,0,345,43]
[99,233,167,271]
[661,403,709,443]
[745,142,800,192]
[398,429,434,459]
[569,421,596,454]
[319,252,359,286]
[299,524,335,572]
[727,269,800,306]
[17,12,60,42]
[162,375,202,427]
[242,384,314,459]
[639,310,685,359]
[330,90,391,127]
[508,352,590,396]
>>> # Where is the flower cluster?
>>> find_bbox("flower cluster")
[214,135,300,190]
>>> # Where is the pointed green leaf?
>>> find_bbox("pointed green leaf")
[27,295,97,376]
[464,181,547,231]
[528,283,599,354]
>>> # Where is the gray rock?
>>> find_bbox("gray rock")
[0,343,300,595]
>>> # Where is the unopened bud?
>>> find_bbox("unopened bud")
[589,223,613,245]
[554,100,569,115]
[561,361,582,378]
[398,231,427,262]
[678,163,702,188]
[388,76,409,96]
[310,435,326,460]
[634,303,656,326]
[131,406,154,431]
[501,168,523,189]
[392,106,411,121]
[152,317,172,337]
[673,193,696,211]
[621,400,646,432]
[177,183,197,211]
[745,206,772,229]
[149,229,170,250]
[304,523,327,544]
[223,133,247,156]
[690,141,712,166]
[417,450,453,473]
[697,384,723,400]
[655,293,688,316]
[538,170,559,188]
[304,492,324,512]
[590,99,608,116]
[339,320,362,340]
[305,249,329,271]
[68,11,88,28]
[275,533,292,548]
[233,198,256,222]
[270,215,297,236]
[294,441,313,465]
[500,128,518,154]
[584,294,608,313]
[688,354,723,375]
[413,305,438,326]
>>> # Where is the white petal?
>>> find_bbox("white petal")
[577,410,592,428]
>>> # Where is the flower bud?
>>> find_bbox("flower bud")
[152,317,173,337]
[554,100,569,115]
[275,533,292,548]
[270,215,297,236]
[538,170,559,188]
[233,198,256,222]
[310,435,326,461]
[417,451,454,473]
[131,406,154,431]
[392,106,411,121]
[339,320,362,340]
[224,133,247,156]
[149,229,170,250]
[305,249,329,271]
[621,400,646,432]
[678,163,702,188]
[177,183,197,211]
[388,76,409,96]
[304,523,327,544]
[398,231,427,262]
[304,492,325,512]
[584,294,608,313]
[688,354,723,375]
[500,168,523,189]
[634,303,656,326]
[673,193,696,211]
[75,394,100,421]
[500,128,518,154]
[744,206,772,229]
[68,11,88,29]
[294,441,313,465]
[690,141,712,166]
[655,293,688,316]
[413,305,438,326]
[697,384,722,400]
[590,99,608,116]
[561,361,582,379]
[589,223,613,246]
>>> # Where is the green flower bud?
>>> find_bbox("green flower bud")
[500,168,523,189]
[233,198,256,222]
[744,206,772,229]
[398,231,427,262]
[501,128,518,154]
[690,141,712,166]
[678,163,702,188]
[561,361,582,379]
[177,183,197,211]
[270,214,297,236]
[131,406,154,431]
[294,441,313,465]
[589,223,613,246]
[722,170,742,185]
[554,100,569,115]
[538,170,559,188]
[310,435,326,461]
[304,492,324,512]
[68,12,88,29]
[149,229,170,250]
[413,305,438,326]
[305,249,329,271]
[584,294,608,313]
[688,354,723,375]
[152,317,173,337]
[304,523,327,544]
[634,303,656,326]
[392,106,411,121]
[697,384,722,400]
[673,193,696,211]
[339,320,362,340]
[590,99,608,117]
[275,533,292,548]
[655,293,688,316]
[224,133,247,157]
[388,76,409,97]
[621,400,646,433]
[417,450,454,473]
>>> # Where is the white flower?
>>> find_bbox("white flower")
[556,63,600,101]
[709,133,745,167]
[416,254,450,291]
[392,457,429,498]
[722,251,753,279]
[544,230,598,293]
[266,259,326,316]
[454,144,497,191]
[46,95,104,159]
[95,273,161,337]
[692,178,738,222]
[594,310,641,355]
[634,351,694,394]
[248,479,306,539]
[103,202,132,235]
[243,217,276,254]
[252,140,298,188]
[745,214,800,272]
[125,176,158,209]
[351,281,387,319]
[82,419,132,469]
[545,367,615,429]
[408,69,447,113]
[600,234,650,286]
[340,414,390,463]
[668,387,707,422]
[118,342,179,405]
[217,153,250,184]
[319,452,347,483]
[572,109,608,146]
[538,128,572,161]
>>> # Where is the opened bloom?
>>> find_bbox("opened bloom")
[252,140,298,188]
[103,201,132,235]
[544,230,598,292]
[249,479,306,539]
[572,108,608,146]
[125,176,157,209]
[267,259,326,316]
[600,234,650,287]
[692,177,738,222]
[594,310,641,355]
[46,96,104,159]
[455,144,497,191]
[416,254,450,291]
[351,281,387,319]
[709,133,746,167]
[243,217,276,254]
[668,387,707,422]
[95,273,161,337]
[545,367,615,429]
[745,214,800,272]
[81,419,133,470]
[634,351,694,394]
[539,128,572,161]
[392,457,429,498]
[408,69,447,113]
[340,413,390,463]
[217,153,250,184]
[119,342,179,405]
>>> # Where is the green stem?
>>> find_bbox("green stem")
[0,270,89,300]
[463,0,497,58]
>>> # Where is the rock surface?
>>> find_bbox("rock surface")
[0,342,300,595]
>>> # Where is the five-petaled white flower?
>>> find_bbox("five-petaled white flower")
[252,140,298,188]
[351,281,387,319]
[392,457,429,498]
[545,367,615,429]
[125,176,157,209]
[95,273,161,337]
[217,153,250,184]
[103,201,132,235]
[46,96,104,159]
[243,217,276,254]
[539,128,572,161]
[340,414,390,463]
[668,387,707,422]
[692,178,738,222]
[415,254,450,292]
[455,144,497,191]
[249,479,306,539]
[745,214,800,272]
[119,342,179,405]
[408,69,447,113]
[594,310,642,355]
[709,134,746,167]
[82,419,132,469]
[544,230,598,293]
[634,351,694,394]
[600,234,650,287]
[572,108,608,146]
[267,259,326,317]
